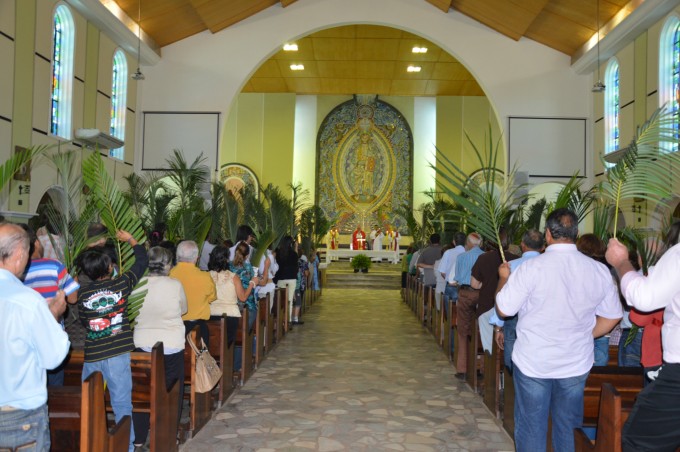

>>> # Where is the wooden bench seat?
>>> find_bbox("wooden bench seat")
[255,297,268,368]
[56,342,178,451]
[206,315,234,408]
[182,327,213,440]
[575,383,633,452]
[49,371,130,452]
[582,366,643,426]
[234,309,254,386]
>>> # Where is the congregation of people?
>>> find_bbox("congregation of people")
[3,204,680,451]
[402,208,680,452]
[0,220,319,451]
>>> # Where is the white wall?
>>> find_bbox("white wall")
[135,0,591,176]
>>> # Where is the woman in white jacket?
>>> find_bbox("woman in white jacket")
[132,246,188,447]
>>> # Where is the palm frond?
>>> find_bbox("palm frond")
[433,126,526,261]
[592,200,614,243]
[288,182,310,237]
[525,198,547,231]
[43,150,94,271]
[163,150,210,239]
[0,144,56,196]
[262,184,293,250]
[82,151,146,272]
[251,229,276,270]
[598,106,680,237]
[553,173,596,223]
[397,203,423,248]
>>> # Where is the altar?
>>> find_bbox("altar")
[325,249,400,264]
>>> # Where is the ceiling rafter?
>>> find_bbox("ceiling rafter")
[425,0,453,13]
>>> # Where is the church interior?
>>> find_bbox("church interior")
[2,0,680,450]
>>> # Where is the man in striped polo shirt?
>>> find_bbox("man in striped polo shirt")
[21,225,79,386]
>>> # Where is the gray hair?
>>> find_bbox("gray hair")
[0,223,29,262]
[176,240,199,263]
[148,246,173,276]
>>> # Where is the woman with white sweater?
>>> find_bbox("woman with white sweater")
[132,246,187,448]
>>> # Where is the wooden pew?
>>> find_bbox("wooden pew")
[266,292,275,352]
[502,366,515,440]
[206,316,234,408]
[465,318,485,394]
[582,366,643,427]
[425,285,435,332]
[234,309,254,386]
[575,383,627,452]
[416,279,424,322]
[49,371,131,452]
[129,343,181,451]
[182,328,213,440]
[483,341,503,419]
[57,343,180,451]
[274,287,286,343]
[255,297,268,368]
[449,297,458,365]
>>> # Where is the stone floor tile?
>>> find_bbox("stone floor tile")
[180,288,514,451]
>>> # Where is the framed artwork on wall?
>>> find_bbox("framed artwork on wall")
[219,163,259,197]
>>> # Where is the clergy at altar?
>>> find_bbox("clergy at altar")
[373,227,384,251]
[352,225,366,250]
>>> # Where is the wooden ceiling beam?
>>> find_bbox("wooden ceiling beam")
[451,0,550,42]
[187,0,278,34]
[280,0,297,6]
[425,0,453,13]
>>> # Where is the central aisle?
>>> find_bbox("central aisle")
[182,289,515,451]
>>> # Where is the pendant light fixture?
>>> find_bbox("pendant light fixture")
[131,0,145,81]
[592,0,605,92]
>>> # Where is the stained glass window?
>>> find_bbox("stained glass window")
[660,16,680,152]
[50,4,74,139]
[604,59,619,157]
[110,50,127,160]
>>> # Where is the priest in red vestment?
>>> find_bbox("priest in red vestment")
[352,225,366,250]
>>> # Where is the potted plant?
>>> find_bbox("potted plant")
[350,254,372,273]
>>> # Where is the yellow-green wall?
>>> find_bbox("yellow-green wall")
[221,92,501,209]
[592,8,680,231]
[0,0,137,215]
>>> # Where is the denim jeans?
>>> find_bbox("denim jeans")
[593,336,610,366]
[0,404,49,451]
[503,315,518,373]
[82,353,135,451]
[513,365,588,452]
[618,329,642,367]
[443,285,458,317]
[234,307,257,372]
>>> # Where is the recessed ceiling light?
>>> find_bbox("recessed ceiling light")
[407,65,421,73]
[412,46,428,54]
[290,64,305,71]
[283,43,298,51]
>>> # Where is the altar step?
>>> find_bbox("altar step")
[324,262,401,290]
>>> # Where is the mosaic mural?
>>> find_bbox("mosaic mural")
[316,95,412,233]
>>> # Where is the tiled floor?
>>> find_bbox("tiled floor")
[181,288,515,451]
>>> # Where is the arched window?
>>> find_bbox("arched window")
[604,59,619,157]
[659,15,680,152]
[110,49,128,159]
[50,4,75,139]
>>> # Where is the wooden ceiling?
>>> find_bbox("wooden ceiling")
[113,0,630,96]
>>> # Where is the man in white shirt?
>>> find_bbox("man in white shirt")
[607,233,680,451]
[440,232,467,308]
[496,209,622,452]
[0,223,70,451]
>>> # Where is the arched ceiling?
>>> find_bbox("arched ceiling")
[112,0,631,96]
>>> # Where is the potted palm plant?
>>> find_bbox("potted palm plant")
[350,254,372,273]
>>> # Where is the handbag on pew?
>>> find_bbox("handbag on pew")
[186,334,222,393]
